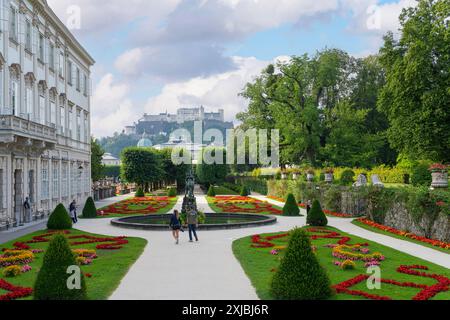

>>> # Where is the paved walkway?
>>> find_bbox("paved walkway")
[252,196,450,269]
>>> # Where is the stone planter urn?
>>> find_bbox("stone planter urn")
[431,172,448,188]
[324,173,333,183]
[281,173,287,180]
[292,173,298,180]
[307,174,314,182]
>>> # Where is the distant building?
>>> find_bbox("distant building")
[102,153,121,166]
[137,132,153,148]
[124,125,136,135]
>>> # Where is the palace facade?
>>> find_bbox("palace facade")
[0,0,95,230]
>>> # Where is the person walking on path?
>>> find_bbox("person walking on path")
[306,200,312,216]
[23,197,31,223]
[169,210,183,245]
[187,209,199,242]
[69,200,78,224]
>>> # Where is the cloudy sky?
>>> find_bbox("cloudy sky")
[47,0,416,138]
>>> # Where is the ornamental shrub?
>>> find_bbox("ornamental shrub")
[271,228,332,300]
[340,170,355,186]
[135,187,145,197]
[207,186,216,197]
[341,260,356,270]
[82,197,97,218]
[47,204,72,230]
[411,163,432,187]
[34,234,87,300]
[283,194,300,216]
[240,186,250,197]
[168,188,177,197]
[307,200,328,226]
[3,265,22,277]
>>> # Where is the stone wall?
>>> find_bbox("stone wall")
[267,179,450,242]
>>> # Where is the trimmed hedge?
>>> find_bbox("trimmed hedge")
[47,204,73,230]
[283,194,300,216]
[82,197,97,218]
[307,200,328,226]
[207,186,216,197]
[340,169,355,186]
[135,187,145,197]
[34,234,87,300]
[411,163,432,187]
[271,228,332,300]
[168,188,177,197]
[240,186,250,197]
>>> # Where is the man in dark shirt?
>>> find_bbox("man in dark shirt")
[187,209,199,242]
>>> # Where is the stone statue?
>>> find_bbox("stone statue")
[182,167,197,214]
[371,174,384,188]
[353,174,368,187]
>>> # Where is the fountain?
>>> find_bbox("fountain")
[111,168,277,230]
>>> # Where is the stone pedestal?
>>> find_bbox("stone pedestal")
[324,173,333,183]
[307,174,314,182]
[431,172,448,188]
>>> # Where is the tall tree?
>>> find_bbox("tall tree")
[121,147,163,189]
[378,0,450,161]
[91,137,104,182]
[196,147,228,187]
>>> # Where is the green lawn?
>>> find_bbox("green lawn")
[214,186,239,195]
[233,226,450,300]
[0,229,147,300]
[352,220,450,254]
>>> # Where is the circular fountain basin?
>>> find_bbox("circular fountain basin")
[111,213,277,231]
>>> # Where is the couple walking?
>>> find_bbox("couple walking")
[169,209,199,245]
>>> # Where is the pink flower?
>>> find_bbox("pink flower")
[270,250,278,255]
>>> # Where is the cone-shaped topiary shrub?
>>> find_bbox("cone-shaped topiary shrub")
[34,234,87,300]
[47,204,72,230]
[135,187,145,197]
[306,200,328,226]
[340,169,355,185]
[207,186,216,197]
[271,228,332,300]
[168,188,177,197]
[283,194,300,216]
[240,186,250,196]
[82,197,97,218]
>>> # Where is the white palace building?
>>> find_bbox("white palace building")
[0,0,95,230]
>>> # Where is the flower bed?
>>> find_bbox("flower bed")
[0,279,33,300]
[97,196,176,216]
[236,227,450,300]
[0,229,145,301]
[211,196,282,215]
[356,218,450,250]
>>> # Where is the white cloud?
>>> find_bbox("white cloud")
[144,56,272,122]
[91,74,136,137]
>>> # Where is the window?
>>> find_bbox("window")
[28,170,35,204]
[39,34,45,62]
[59,53,64,77]
[67,61,73,85]
[50,101,56,125]
[41,162,49,199]
[25,87,33,115]
[76,110,81,141]
[0,170,3,209]
[25,20,32,51]
[10,80,19,116]
[52,164,59,198]
[49,44,55,70]
[76,68,80,91]
[10,7,17,41]
[84,113,89,143]
[61,163,68,197]
[39,95,46,125]
[83,74,88,95]
[69,107,74,138]
[60,106,65,135]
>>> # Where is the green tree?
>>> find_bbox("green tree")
[91,137,105,182]
[47,204,73,230]
[378,0,450,162]
[271,228,332,300]
[34,235,87,300]
[121,147,163,189]
[196,147,228,188]
[283,194,300,216]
